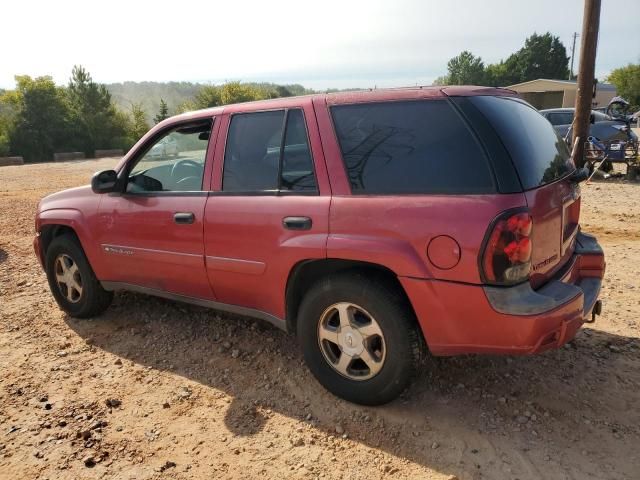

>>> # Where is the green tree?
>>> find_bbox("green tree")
[154,98,170,124]
[130,103,149,141]
[110,109,135,151]
[431,75,450,86]
[484,57,521,86]
[220,81,264,105]
[485,33,569,86]
[511,32,569,83]
[442,32,570,87]
[175,100,197,114]
[67,65,127,156]
[8,75,72,161]
[191,81,265,109]
[0,132,9,156]
[0,89,19,156]
[275,85,293,97]
[193,85,222,109]
[607,63,640,109]
[447,51,486,85]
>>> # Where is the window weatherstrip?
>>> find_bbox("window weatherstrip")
[277,110,289,193]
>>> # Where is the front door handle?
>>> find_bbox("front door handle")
[174,212,195,224]
[283,216,312,231]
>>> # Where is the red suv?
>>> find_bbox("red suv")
[34,86,605,405]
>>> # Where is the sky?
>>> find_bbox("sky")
[1,0,639,90]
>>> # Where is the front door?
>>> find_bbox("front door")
[204,103,330,319]
[96,119,215,300]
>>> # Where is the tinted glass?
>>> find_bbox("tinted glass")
[223,110,284,191]
[331,100,495,194]
[281,110,317,191]
[592,111,610,122]
[127,122,211,192]
[547,112,573,126]
[471,96,574,190]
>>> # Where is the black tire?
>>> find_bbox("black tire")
[297,272,424,405]
[601,160,613,173]
[45,234,113,318]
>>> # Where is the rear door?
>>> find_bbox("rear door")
[468,95,579,287]
[203,100,330,319]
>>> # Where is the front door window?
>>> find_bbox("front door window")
[128,121,212,193]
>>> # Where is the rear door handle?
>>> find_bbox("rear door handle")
[174,212,195,224]
[283,216,312,231]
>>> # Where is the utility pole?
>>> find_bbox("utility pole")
[572,0,601,169]
[569,32,579,80]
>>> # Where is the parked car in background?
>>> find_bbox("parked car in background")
[540,107,638,144]
[34,87,605,405]
[148,135,179,158]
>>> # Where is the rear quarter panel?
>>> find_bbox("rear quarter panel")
[315,94,527,282]
[328,194,526,283]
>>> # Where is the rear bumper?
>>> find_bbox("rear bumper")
[401,232,605,356]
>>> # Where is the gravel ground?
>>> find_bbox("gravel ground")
[0,158,639,480]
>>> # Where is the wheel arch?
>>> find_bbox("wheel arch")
[285,258,422,338]
[37,209,103,277]
[40,224,80,258]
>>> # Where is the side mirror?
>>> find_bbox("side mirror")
[590,113,596,124]
[91,170,118,193]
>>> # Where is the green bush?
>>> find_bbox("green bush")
[0,131,10,156]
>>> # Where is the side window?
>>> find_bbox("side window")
[128,121,211,193]
[223,109,317,192]
[331,100,495,194]
[223,111,284,191]
[281,110,317,192]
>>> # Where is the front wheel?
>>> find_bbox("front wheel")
[297,273,424,405]
[45,234,113,318]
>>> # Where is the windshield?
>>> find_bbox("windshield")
[470,96,575,190]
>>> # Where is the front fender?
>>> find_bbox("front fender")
[37,208,103,276]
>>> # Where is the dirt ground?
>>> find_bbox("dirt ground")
[1,158,639,480]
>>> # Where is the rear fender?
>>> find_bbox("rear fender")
[326,234,432,278]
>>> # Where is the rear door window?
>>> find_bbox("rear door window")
[223,109,317,192]
[223,110,284,192]
[281,109,317,192]
[330,100,495,194]
[469,96,574,190]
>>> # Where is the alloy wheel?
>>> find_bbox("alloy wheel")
[317,302,386,381]
[54,253,83,303]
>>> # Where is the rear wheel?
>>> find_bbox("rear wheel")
[297,272,423,405]
[45,234,113,318]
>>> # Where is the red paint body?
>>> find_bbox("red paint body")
[34,86,605,356]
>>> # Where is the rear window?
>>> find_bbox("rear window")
[547,112,573,126]
[330,100,495,194]
[470,96,574,190]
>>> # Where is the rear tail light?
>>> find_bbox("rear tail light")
[481,210,532,285]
